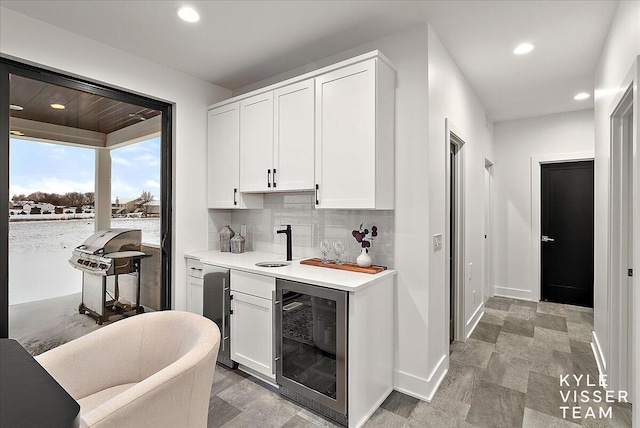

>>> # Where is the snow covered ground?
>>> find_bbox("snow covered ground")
[9,218,160,305]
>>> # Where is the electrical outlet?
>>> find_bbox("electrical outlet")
[240,224,247,237]
[433,234,442,251]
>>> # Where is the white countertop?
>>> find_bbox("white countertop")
[184,250,396,292]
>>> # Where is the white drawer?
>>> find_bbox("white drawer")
[230,270,275,300]
[186,257,204,279]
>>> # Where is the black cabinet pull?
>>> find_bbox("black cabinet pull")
[273,169,277,188]
[315,184,319,205]
[233,188,237,206]
[267,169,271,188]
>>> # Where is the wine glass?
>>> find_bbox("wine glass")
[320,239,331,264]
[332,240,345,265]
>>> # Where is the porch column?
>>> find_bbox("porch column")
[95,148,111,231]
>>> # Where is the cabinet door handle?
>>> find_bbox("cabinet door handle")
[233,188,237,206]
[267,169,271,188]
[315,184,319,205]
[273,169,277,188]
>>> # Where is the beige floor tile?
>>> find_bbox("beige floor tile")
[522,407,581,428]
[533,327,571,353]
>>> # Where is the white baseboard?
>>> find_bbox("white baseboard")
[591,331,606,374]
[466,302,484,339]
[393,354,448,402]
[494,286,533,301]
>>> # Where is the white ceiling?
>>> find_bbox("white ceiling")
[0,1,618,122]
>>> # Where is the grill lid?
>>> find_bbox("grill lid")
[76,229,142,255]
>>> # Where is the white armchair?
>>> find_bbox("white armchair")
[35,310,220,428]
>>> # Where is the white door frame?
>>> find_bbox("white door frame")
[607,61,637,401]
[484,158,495,300]
[445,118,466,343]
[530,152,594,303]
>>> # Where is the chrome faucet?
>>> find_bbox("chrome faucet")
[276,225,292,261]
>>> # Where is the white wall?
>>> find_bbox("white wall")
[426,25,494,384]
[0,7,232,311]
[592,0,640,397]
[492,110,594,300]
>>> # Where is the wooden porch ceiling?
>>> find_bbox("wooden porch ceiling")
[9,74,161,135]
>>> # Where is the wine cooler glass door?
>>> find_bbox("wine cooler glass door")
[275,279,347,415]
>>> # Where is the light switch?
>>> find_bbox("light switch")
[433,234,442,251]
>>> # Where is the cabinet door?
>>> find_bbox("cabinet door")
[187,276,203,315]
[315,59,376,209]
[240,92,274,193]
[230,291,274,379]
[208,103,240,208]
[273,80,315,191]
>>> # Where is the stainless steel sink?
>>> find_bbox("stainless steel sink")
[255,261,291,268]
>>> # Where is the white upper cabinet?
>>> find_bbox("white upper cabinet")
[240,92,274,193]
[208,51,395,209]
[273,80,315,191]
[315,58,395,209]
[240,81,315,193]
[208,102,263,209]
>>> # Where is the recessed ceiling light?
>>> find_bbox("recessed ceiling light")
[574,92,590,101]
[9,130,25,136]
[513,43,534,55]
[128,113,147,121]
[10,104,24,111]
[50,103,66,110]
[177,6,200,23]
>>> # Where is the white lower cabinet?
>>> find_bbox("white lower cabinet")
[230,270,275,380]
[186,258,204,315]
[187,277,203,315]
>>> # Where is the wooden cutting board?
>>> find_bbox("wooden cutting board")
[300,258,387,274]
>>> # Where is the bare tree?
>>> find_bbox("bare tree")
[27,191,46,202]
[84,192,95,206]
[139,190,154,215]
[64,192,85,208]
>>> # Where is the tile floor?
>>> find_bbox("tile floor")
[207,297,632,428]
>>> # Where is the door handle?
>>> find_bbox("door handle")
[221,278,226,352]
[541,235,555,242]
[267,169,272,188]
[272,290,280,375]
[161,234,168,254]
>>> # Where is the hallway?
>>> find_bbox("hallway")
[205,298,632,427]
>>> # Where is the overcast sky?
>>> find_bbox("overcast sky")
[9,136,160,201]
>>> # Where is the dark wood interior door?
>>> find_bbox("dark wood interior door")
[541,161,594,307]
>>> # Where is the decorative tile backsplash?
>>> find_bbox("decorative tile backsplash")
[208,192,394,268]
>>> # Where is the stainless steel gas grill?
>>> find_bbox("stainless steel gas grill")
[70,229,151,324]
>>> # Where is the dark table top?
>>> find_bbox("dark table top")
[0,339,80,428]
